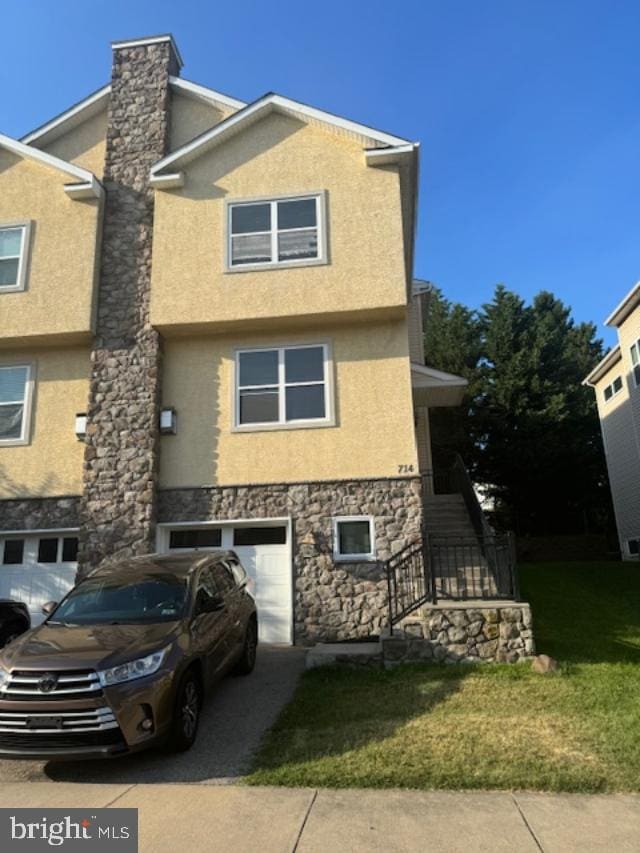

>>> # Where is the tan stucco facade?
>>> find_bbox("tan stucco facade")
[0,347,90,498]
[0,152,101,347]
[159,319,418,487]
[169,92,235,151]
[150,112,408,333]
[41,110,108,178]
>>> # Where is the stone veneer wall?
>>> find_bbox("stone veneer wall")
[392,602,534,663]
[0,497,81,532]
[77,41,179,576]
[158,477,423,644]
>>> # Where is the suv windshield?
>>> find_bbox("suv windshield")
[50,573,188,625]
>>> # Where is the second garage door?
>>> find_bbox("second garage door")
[161,521,292,645]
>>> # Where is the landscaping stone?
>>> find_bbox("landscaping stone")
[531,654,559,674]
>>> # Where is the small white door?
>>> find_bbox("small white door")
[0,533,79,626]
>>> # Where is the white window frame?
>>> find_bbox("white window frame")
[0,221,32,293]
[225,191,328,272]
[233,342,334,432]
[631,340,640,388]
[603,375,623,403]
[0,362,35,447]
[333,516,376,562]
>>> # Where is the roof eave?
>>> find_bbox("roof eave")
[605,282,640,327]
[583,344,622,386]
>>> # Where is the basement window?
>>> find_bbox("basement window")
[603,376,623,402]
[0,363,34,446]
[227,193,326,270]
[333,517,376,562]
[0,222,31,292]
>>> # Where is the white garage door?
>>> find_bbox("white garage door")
[162,522,292,645]
[0,533,79,626]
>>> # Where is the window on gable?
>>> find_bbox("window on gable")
[333,517,375,561]
[631,341,640,388]
[236,344,330,428]
[228,194,325,269]
[0,224,30,292]
[0,364,33,444]
[603,375,623,402]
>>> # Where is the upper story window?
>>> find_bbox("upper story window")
[0,223,31,293]
[603,375,623,402]
[0,364,34,445]
[631,340,640,388]
[227,193,327,270]
[234,343,333,430]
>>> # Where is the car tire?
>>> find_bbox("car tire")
[168,670,202,752]
[0,622,26,648]
[233,618,258,676]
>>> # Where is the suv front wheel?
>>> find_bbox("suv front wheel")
[169,670,202,752]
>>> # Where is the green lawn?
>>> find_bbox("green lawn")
[246,561,640,792]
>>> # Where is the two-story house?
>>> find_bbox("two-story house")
[0,34,476,645]
[585,283,640,560]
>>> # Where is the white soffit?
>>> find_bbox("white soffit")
[21,85,111,147]
[21,79,245,150]
[605,282,640,328]
[151,93,417,176]
[583,344,622,387]
[0,132,102,198]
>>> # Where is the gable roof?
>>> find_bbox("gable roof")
[583,344,622,387]
[150,91,417,177]
[21,78,246,149]
[0,132,102,198]
[605,282,640,328]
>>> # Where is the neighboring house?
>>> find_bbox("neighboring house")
[0,34,502,647]
[584,283,640,560]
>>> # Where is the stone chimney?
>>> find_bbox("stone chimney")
[77,36,181,575]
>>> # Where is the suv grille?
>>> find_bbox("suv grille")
[1,670,103,701]
[0,707,118,733]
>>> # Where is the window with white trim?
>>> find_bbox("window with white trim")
[603,375,623,402]
[0,223,31,292]
[0,364,33,445]
[631,340,640,388]
[228,194,325,269]
[235,344,330,428]
[333,517,376,561]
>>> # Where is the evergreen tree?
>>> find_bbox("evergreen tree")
[424,284,610,535]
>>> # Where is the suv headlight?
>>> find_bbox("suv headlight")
[97,646,170,687]
[0,665,9,692]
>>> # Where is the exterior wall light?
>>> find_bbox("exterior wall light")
[75,413,87,440]
[160,407,177,435]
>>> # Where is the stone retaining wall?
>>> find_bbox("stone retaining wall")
[391,602,534,663]
[158,477,422,644]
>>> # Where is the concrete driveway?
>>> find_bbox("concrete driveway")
[0,644,306,784]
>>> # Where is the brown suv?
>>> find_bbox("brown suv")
[0,551,258,760]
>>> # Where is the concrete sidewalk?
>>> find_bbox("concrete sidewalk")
[0,782,638,852]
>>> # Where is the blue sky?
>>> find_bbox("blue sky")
[4,1,639,347]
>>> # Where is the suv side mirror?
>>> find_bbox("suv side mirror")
[42,601,58,616]
[195,593,224,616]
[204,594,225,613]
